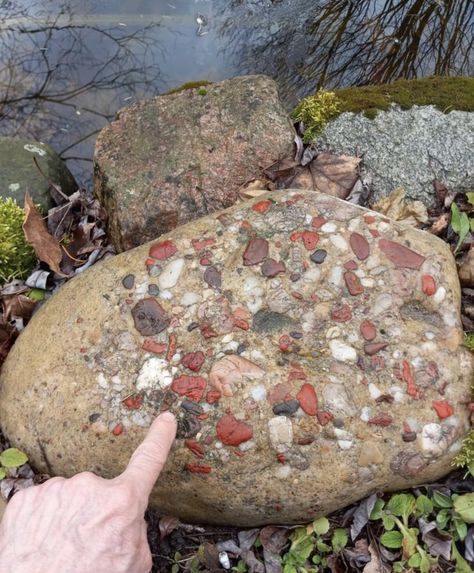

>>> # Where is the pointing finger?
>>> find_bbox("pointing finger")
[118,411,177,501]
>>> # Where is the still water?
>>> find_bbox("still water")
[0,0,473,184]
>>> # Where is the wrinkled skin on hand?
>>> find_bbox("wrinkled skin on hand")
[0,412,177,573]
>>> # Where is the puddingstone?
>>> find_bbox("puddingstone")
[1,190,472,526]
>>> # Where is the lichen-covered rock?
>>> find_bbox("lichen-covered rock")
[0,137,77,211]
[317,106,474,208]
[0,190,472,526]
[93,75,295,251]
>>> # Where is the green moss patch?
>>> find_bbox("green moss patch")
[333,76,474,119]
[165,80,213,96]
[0,198,36,283]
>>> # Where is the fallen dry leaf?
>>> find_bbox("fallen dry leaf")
[372,187,428,226]
[429,212,450,236]
[238,178,273,201]
[309,152,361,199]
[362,542,390,573]
[158,515,180,540]
[1,293,36,322]
[23,193,63,274]
[458,248,474,287]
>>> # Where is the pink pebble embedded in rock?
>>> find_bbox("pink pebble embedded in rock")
[364,342,388,356]
[344,271,364,296]
[378,239,425,269]
[302,231,319,251]
[349,232,370,260]
[360,320,377,341]
[422,275,436,296]
[243,238,269,266]
[149,239,177,260]
[261,258,286,278]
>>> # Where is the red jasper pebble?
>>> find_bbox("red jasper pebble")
[268,382,292,405]
[122,394,143,410]
[216,414,253,446]
[277,453,286,464]
[288,370,307,381]
[344,271,364,295]
[371,356,385,371]
[112,423,123,436]
[364,342,388,356]
[317,411,333,426]
[181,351,205,372]
[290,231,302,241]
[185,463,212,474]
[344,260,358,270]
[360,320,377,341]
[297,383,318,416]
[234,318,250,330]
[191,238,215,251]
[331,304,352,322]
[279,335,292,352]
[403,420,412,433]
[422,275,436,296]
[402,360,418,398]
[364,215,376,224]
[291,291,303,300]
[240,220,253,230]
[368,413,393,427]
[171,375,207,402]
[252,199,272,213]
[311,215,326,228]
[302,231,320,251]
[349,232,370,260]
[149,239,177,260]
[369,229,380,238]
[379,239,425,269]
[261,258,286,278]
[166,333,177,361]
[206,389,221,404]
[243,238,269,265]
[142,339,167,354]
[200,324,218,338]
[185,439,205,458]
[145,257,156,267]
[432,401,454,419]
[200,257,212,266]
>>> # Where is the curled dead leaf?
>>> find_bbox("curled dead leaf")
[238,179,273,201]
[23,193,63,275]
[372,187,428,227]
[458,248,474,287]
[309,152,361,200]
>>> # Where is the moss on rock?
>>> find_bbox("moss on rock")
[0,198,36,283]
[165,80,213,96]
[333,76,474,119]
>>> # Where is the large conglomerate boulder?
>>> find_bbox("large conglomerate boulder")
[93,75,295,251]
[0,190,472,526]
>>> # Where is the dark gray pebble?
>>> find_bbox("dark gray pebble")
[122,274,135,289]
[273,399,300,416]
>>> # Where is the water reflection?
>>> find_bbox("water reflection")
[0,0,472,184]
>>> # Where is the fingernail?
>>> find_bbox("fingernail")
[160,411,176,422]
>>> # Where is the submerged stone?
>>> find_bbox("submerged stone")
[0,189,472,527]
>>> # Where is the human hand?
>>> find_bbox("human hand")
[0,411,177,573]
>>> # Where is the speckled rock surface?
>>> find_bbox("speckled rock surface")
[0,137,77,211]
[317,106,474,208]
[0,190,472,526]
[93,75,295,252]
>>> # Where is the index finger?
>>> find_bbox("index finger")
[118,411,177,500]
